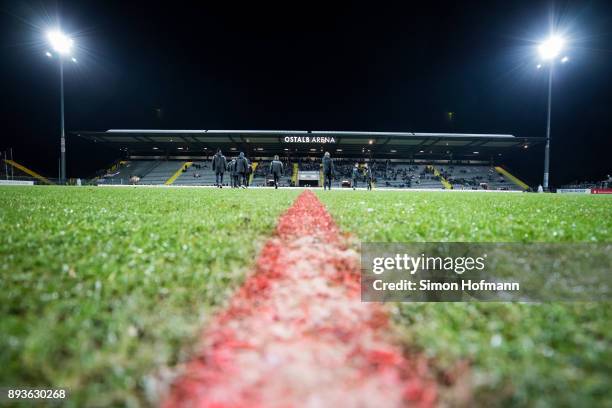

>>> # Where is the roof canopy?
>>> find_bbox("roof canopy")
[74,129,542,158]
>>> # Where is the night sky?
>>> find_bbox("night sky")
[1,0,611,185]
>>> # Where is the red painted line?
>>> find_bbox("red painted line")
[163,190,437,407]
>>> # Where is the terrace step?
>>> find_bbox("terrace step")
[292,163,299,185]
[495,166,529,191]
[4,160,54,185]
[428,165,451,189]
[165,162,193,185]
[249,162,258,185]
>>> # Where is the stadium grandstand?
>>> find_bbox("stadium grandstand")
[65,130,541,190]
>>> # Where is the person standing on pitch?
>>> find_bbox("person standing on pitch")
[212,149,227,188]
[235,152,249,188]
[270,155,284,189]
[322,151,335,190]
[228,158,236,188]
[245,158,253,187]
[364,163,373,190]
[352,163,360,190]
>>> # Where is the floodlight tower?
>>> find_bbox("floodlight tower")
[46,30,77,184]
[537,35,569,191]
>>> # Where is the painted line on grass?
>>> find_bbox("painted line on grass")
[163,190,437,407]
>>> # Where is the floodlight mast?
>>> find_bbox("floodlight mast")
[537,35,567,191]
[46,29,74,184]
[60,57,66,185]
[543,62,552,191]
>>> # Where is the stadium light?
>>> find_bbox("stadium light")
[47,30,73,55]
[536,34,569,191]
[538,36,564,60]
[45,29,77,185]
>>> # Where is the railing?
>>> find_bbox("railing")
[427,165,452,189]
[494,166,529,191]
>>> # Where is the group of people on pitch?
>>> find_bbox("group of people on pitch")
[322,152,373,190]
[212,149,372,189]
[212,149,285,189]
[212,150,251,188]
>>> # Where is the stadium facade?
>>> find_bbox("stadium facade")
[72,129,543,190]
[75,129,539,159]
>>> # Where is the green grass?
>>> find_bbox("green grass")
[317,190,612,407]
[2,187,611,407]
[0,186,299,407]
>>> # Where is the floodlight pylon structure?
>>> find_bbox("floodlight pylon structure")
[537,35,568,191]
[46,30,75,184]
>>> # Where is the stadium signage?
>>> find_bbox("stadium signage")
[557,188,612,194]
[283,136,336,144]
[556,189,591,194]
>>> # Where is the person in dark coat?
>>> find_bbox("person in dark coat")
[364,163,373,190]
[233,158,240,188]
[228,158,237,188]
[212,149,227,188]
[269,155,284,189]
[235,152,249,188]
[351,163,360,190]
[322,152,335,190]
[245,158,253,187]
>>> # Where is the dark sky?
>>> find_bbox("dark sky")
[1,0,611,185]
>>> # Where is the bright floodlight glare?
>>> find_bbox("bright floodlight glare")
[47,30,73,55]
[536,64,542,69]
[561,56,569,63]
[71,57,77,63]
[45,51,52,58]
[538,36,564,60]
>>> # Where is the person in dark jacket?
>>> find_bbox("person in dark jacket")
[228,158,237,188]
[269,155,284,189]
[212,149,227,188]
[364,163,373,190]
[233,158,240,188]
[235,152,249,188]
[351,163,360,190]
[245,158,253,187]
[322,152,335,190]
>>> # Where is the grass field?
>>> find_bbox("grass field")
[317,191,612,406]
[1,187,611,406]
[0,186,299,406]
